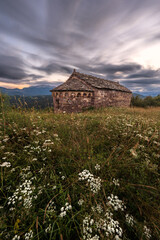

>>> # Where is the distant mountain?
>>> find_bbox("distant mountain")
[133,92,160,97]
[0,85,57,96]
[1,86,159,98]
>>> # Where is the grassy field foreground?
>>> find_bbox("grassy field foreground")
[0,107,160,240]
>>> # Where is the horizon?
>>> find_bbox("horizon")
[0,0,160,95]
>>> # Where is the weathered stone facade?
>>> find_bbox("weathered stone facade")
[50,70,132,113]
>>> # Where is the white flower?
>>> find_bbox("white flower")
[24,230,33,240]
[95,164,101,171]
[45,224,52,233]
[107,194,125,211]
[130,149,138,158]
[125,214,134,226]
[112,178,120,186]
[8,177,35,209]
[0,162,11,167]
[59,202,72,217]
[92,204,103,214]
[12,235,20,240]
[53,134,58,138]
[78,199,84,206]
[59,210,66,218]
[79,169,101,194]
[61,207,64,211]
[143,225,151,239]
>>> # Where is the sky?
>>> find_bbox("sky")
[0,0,160,95]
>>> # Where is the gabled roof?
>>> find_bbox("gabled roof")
[51,70,131,93]
[51,76,93,92]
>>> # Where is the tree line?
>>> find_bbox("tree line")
[1,93,160,110]
[131,95,160,107]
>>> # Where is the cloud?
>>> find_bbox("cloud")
[122,78,160,85]
[0,55,43,83]
[32,80,63,86]
[92,63,142,75]
[0,0,160,95]
[0,55,28,80]
[34,62,72,75]
[127,69,160,79]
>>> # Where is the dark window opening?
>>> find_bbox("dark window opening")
[56,99,60,109]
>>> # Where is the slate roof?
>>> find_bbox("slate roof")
[51,77,93,92]
[51,70,131,93]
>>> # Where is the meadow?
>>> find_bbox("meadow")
[0,105,160,240]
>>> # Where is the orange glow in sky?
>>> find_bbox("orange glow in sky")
[0,82,30,89]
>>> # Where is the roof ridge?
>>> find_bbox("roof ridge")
[51,70,131,93]
[73,71,115,83]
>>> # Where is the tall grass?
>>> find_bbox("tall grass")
[0,105,160,239]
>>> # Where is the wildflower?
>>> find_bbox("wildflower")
[144,136,149,141]
[92,204,103,214]
[39,168,44,174]
[53,133,58,138]
[8,178,35,209]
[47,200,56,213]
[125,214,134,226]
[79,169,101,194]
[24,230,33,240]
[59,210,67,218]
[107,194,125,211]
[59,202,72,218]
[104,210,123,238]
[83,215,94,239]
[43,140,54,146]
[12,235,20,240]
[95,164,101,171]
[130,149,138,158]
[0,162,11,167]
[3,136,9,142]
[112,178,120,186]
[143,225,151,239]
[126,124,133,127]
[78,199,84,206]
[45,224,52,233]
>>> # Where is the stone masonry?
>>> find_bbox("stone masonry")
[50,70,132,113]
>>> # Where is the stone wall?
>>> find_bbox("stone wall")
[52,89,132,112]
[52,91,94,113]
[94,89,132,107]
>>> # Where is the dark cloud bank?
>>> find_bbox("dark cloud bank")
[0,0,160,95]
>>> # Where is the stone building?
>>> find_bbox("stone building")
[50,70,132,113]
